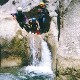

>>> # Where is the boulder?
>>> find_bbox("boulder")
[0,13,30,67]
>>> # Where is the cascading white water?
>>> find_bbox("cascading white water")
[39,39,52,67]
[30,34,39,65]
[18,35,55,80]
[0,35,55,80]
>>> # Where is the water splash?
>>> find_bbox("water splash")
[39,39,52,67]
[18,36,55,80]
[29,34,39,65]
[0,35,55,80]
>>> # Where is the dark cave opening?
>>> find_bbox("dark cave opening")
[0,0,9,5]
[23,6,51,34]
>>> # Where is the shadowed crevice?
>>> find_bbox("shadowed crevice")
[24,6,51,33]
[0,0,9,5]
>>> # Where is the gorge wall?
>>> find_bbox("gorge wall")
[57,0,80,79]
[1,0,80,79]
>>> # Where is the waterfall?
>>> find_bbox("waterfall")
[0,35,55,80]
[18,35,55,80]
[30,34,39,65]
[39,39,52,67]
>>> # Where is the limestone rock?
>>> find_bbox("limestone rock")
[0,13,30,67]
[58,0,80,69]
[57,0,80,79]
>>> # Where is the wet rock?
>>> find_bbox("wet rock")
[28,34,42,64]
[43,19,58,71]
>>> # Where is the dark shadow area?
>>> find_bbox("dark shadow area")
[12,0,16,5]
[55,9,60,41]
[0,44,1,67]
[0,0,9,5]
[24,5,51,34]
[55,1,62,41]
[42,0,48,3]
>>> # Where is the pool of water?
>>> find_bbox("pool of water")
[0,65,54,80]
[0,73,54,80]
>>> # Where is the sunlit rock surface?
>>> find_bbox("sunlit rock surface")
[0,13,20,40]
[0,0,40,14]
[57,0,80,79]
[0,13,30,67]
[58,0,80,69]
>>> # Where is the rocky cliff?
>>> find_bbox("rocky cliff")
[1,0,80,79]
[57,0,80,79]
[0,0,43,68]
[0,13,42,67]
[0,13,31,67]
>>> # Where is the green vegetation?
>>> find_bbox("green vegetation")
[1,30,30,67]
[56,67,80,80]
[0,67,20,75]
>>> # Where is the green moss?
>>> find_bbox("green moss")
[10,35,30,66]
[67,75,77,80]
[75,69,80,78]
[16,30,22,35]
[57,67,80,80]
[1,30,30,66]
[0,67,20,75]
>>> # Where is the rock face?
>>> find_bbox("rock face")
[0,0,45,68]
[57,0,80,79]
[1,1,80,80]
[0,0,40,14]
[0,13,30,67]
[0,13,42,67]
[42,19,58,72]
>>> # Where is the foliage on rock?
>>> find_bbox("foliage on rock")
[1,30,30,67]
